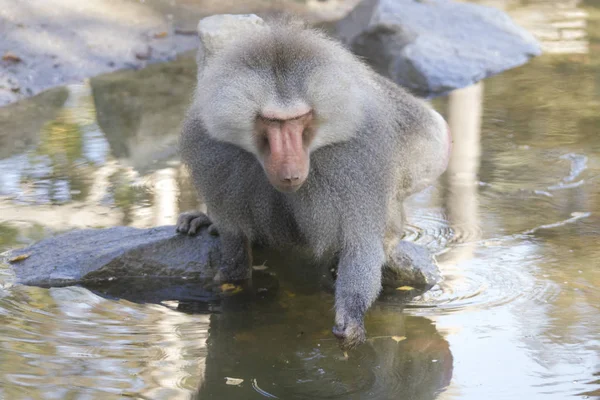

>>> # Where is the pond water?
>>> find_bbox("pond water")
[1,4,599,400]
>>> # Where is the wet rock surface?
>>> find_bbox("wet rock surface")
[336,0,543,96]
[2,226,440,290]
[3,226,221,287]
[383,240,441,289]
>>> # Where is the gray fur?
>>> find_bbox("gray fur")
[178,20,450,350]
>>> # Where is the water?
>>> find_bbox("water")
[1,3,599,399]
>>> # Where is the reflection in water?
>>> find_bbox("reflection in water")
[1,2,600,398]
[442,82,483,256]
[179,250,452,400]
[196,310,452,400]
[0,82,108,204]
[508,0,590,55]
[474,0,590,54]
[0,285,210,399]
[0,55,197,245]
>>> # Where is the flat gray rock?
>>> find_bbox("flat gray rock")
[336,0,542,96]
[2,226,220,287]
[1,225,440,292]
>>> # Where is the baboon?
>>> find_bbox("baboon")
[177,19,451,350]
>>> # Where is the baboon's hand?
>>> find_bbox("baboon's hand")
[333,240,384,351]
[176,211,218,236]
[333,310,367,351]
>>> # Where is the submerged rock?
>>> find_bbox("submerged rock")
[383,240,441,289]
[336,0,542,96]
[1,225,440,290]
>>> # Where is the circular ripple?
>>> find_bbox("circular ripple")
[403,207,457,252]
[404,245,561,315]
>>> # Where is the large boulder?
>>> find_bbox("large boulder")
[336,0,542,97]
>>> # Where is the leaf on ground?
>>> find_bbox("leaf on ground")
[284,290,296,298]
[225,377,244,386]
[153,31,168,38]
[9,254,30,262]
[252,264,268,271]
[220,283,242,293]
[2,52,22,62]
[396,286,415,291]
[369,335,407,343]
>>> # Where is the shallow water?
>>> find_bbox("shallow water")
[1,3,600,399]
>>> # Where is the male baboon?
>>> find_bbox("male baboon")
[177,19,451,349]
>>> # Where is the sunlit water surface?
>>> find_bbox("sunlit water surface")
[1,3,599,399]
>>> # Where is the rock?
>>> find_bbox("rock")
[0,0,201,107]
[383,240,441,289]
[2,226,221,287]
[1,226,440,292]
[336,0,542,97]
